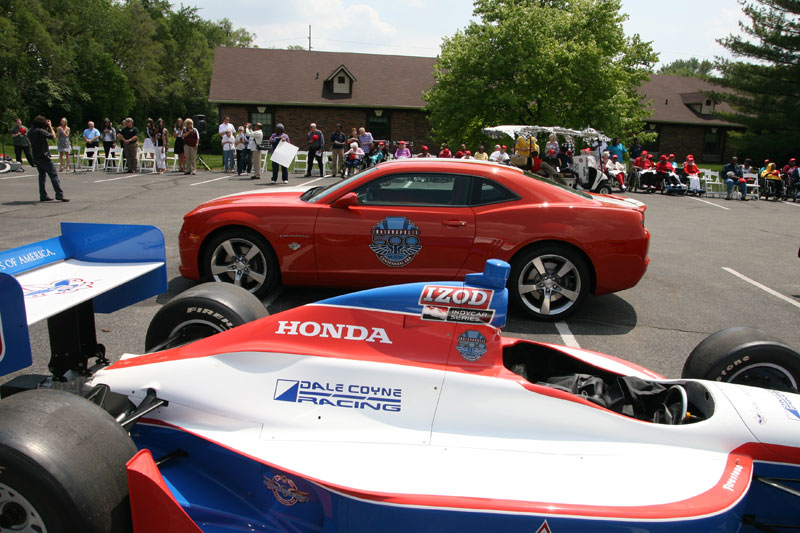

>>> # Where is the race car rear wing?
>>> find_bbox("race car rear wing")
[0,223,167,378]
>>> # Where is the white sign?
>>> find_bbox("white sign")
[270,141,300,169]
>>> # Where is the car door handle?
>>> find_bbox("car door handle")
[442,220,467,227]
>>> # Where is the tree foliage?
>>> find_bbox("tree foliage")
[658,58,714,78]
[424,0,658,146]
[0,0,253,131]
[713,0,800,161]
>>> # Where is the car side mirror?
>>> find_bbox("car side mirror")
[331,192,359,209]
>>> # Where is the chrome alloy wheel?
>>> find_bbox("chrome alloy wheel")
[517,253,582,317]
[209,237,268,294]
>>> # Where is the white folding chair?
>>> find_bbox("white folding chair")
[77,147,98,172]
[292,152,308,175]
[322,151,332,175]
[701,169,722,198]
[260,150,270,174]
[139,148,156,174]
[167,148,179,172]
[49,146,60,159]
[95,148,107,170]
[106,147,124,173]
[743,172,760,200]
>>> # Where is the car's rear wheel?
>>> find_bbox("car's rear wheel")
[510,245,589,321]
[682,327,800,392]
[145,282,268,352]
[203,229,278,298]
[0,389,137,533]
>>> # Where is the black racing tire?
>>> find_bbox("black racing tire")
[0,389,137,533]
[682,327,800,392]
[145,281,268,352]
[202,228,279,299]
[509,244,590,321]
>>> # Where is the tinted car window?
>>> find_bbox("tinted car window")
[470,177,519,206]
[356,174,470,206]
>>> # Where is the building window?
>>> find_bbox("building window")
[250,112,272,132]
[367,111,390,141]
[704,128,721,155]
[338,76,345,84]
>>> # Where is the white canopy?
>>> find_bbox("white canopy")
[482,125,610,142]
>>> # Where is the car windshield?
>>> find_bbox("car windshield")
[522,170,593,199]
[301,166,381,203]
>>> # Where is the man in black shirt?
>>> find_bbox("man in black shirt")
[330,124,347,177]
[27,115,68,202]
[117,118,139,172]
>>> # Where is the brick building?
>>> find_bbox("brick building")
[209,47,435,150]
[210,49,742,163]
[639,75,743,164]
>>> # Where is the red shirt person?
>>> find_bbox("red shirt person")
[656,154,673,174]
[633,150,653,170]
[683,154,701,175]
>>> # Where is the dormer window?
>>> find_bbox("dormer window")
[325,65,357,96]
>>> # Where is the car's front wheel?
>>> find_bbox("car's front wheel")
[203,229,278,299]
[510,245,590,321]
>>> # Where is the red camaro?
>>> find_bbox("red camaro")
[179,159,649,320]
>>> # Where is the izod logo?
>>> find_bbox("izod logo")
[419,285,493,310]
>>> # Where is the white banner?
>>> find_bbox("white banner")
[270,141,300,168]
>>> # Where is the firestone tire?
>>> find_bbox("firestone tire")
[145,281,268,352]
[0,389,137,533]
[682,327,800,392]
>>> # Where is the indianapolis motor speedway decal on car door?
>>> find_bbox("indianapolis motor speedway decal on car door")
[369,217,422,267]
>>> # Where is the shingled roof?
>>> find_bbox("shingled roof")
[640,74,742,127]
[209,47,436,109]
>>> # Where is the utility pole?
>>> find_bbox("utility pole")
[308,25,312,51]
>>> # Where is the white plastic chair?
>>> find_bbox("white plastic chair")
[293,152,308,175]
[105,148,124,173]
[78,148,98,172]
[701,169,722,198]
[139,148,157,174]
[167,148,179,172]
[743,172,759,200]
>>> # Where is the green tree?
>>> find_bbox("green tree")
[713,0,800,162]
[424,0,658,146]
[658,58,714,78]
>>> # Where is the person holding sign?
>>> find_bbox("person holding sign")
[269,123,291,184]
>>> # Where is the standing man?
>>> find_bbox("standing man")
[27,115,68,202]
[218,116,234,136]
[82,121,101,161]
[249,122,263,180]
[305,123,325,177]
[10,118,34,168]
[330,124,346,177]
[117,118,139,173]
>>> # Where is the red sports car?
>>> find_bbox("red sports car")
[179,159,650,320]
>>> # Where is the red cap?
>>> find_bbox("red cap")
[647,154,653,159]
[790,158,796,163]
[660,154,667,160]
[612,154,618,159]
[581,147,591,153]
[687,154,694,161]
[379,141,385,146]
[764,159,770,164]
[642,150,648,155]
[399,140,406,144]
[455,151,464,158]
[421,145,428,150]
[669,153,675,158]
[465,150,471,155]
[501,145,507,150]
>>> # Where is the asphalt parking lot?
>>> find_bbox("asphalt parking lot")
[1,165,798,380]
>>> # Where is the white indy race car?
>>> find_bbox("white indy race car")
[0,224,799,532]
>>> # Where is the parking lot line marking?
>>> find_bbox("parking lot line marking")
[190,175,234,186]
[94,174,141,183]
[0,173,36,180]
[555,321,580,348]
[723,267,800,310]
[783,201,800,207]
[688,197,731,210]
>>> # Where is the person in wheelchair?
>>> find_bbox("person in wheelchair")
[633,150,654,190]
[343,142,364,177]
[761,162,784,200]
[682,154,703,194]
[655,154,680,191]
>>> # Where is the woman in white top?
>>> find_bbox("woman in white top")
[221,130,236,172]
[545,133,560,157]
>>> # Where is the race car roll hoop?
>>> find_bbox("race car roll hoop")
[0,223,168,388]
